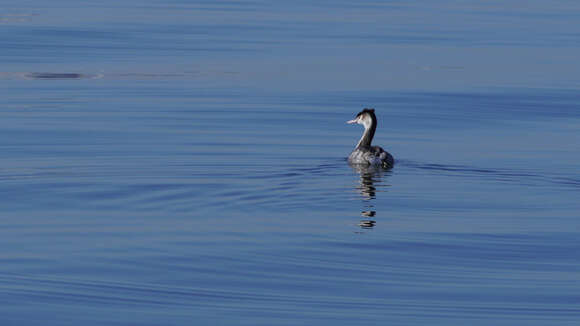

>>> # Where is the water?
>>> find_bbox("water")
[1,1,579,325]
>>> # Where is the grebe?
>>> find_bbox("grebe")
[347,108,394,168]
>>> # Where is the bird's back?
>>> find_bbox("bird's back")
[349,146,394,168]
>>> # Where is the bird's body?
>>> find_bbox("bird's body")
[347,108,394,168]
[348,145,393,167]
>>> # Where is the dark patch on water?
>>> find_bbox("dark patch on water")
[25,72,90,80]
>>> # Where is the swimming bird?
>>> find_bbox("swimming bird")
[347,108,394,168]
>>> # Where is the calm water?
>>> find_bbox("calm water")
[1,1,579,325]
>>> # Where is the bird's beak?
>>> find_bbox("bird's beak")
[346,118,357,124]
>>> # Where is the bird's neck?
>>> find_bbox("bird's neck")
[356,121,376,148]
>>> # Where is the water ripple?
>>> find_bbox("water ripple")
[398,159,580,190]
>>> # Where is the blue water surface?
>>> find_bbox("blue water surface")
[1,1,579,325]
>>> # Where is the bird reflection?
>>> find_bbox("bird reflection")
[350,164,389,229]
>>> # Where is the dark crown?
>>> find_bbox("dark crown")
[356,108,375,117]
